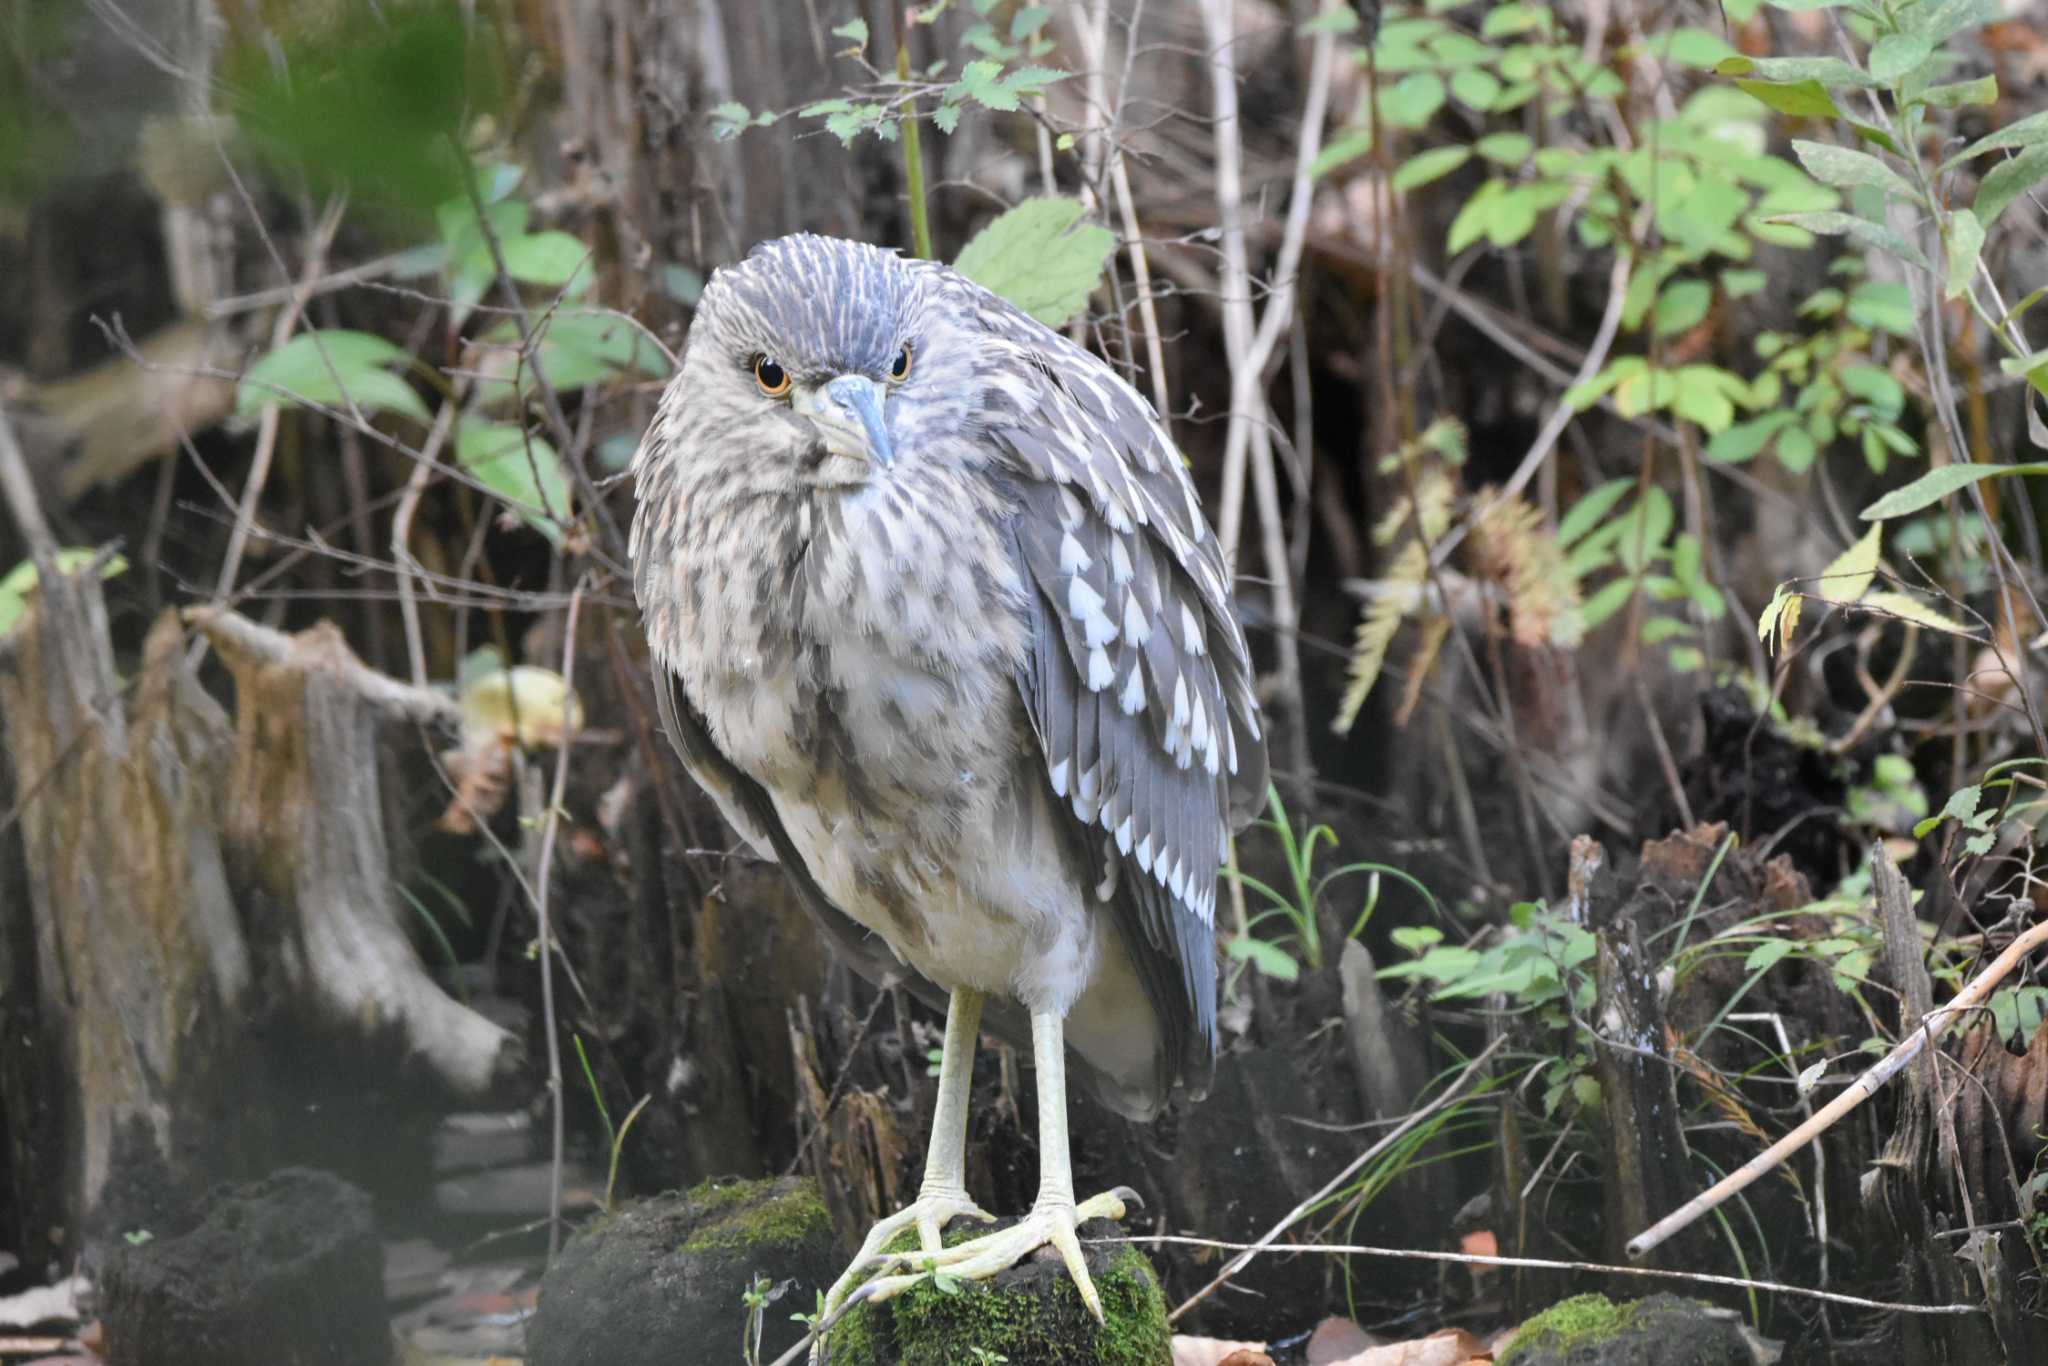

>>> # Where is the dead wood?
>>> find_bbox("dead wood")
[0,582,246,1259]
[1579,834,1708,1269]
[188,605,518,1097]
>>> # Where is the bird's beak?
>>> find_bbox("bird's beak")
[797,375,895,469]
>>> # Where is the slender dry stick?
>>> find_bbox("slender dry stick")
[393,396,463,688]
[1628,913,2048,1260]
[1168,1033,1506,1322]
[0,397,56,559]
[1071,0,1171,419]
[1198,0,1335,793]
[210,195,346,612]
[532,578,586,1259]
[1132,1235,1982,1318]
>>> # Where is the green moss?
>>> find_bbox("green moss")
[1499,1293,1624,1364]
[826,1222,1170,1366]
[677,1177,833,1255]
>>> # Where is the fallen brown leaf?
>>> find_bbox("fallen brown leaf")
[1308,1314,1376,1364]
[1170,1335,1272,1366]
[1327,1327,1490,1366]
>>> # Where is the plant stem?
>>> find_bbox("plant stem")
[893,10,933,260]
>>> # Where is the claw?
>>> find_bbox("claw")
[810,1190,995,1363]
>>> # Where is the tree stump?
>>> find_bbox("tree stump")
[0,559,518,1268]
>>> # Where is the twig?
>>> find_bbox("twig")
[392,396,463,688]
[209,195,347,618]
[1199,0,1336,795]
[1071,0,1171,418]
[0,397,56,559]
[1168,1032,1505,1322]
[1627,911,2048,1260]
[532,579,587,1259]
[1126,1235,1982,1317]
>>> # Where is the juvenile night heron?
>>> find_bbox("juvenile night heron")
[629,234,1266,1324]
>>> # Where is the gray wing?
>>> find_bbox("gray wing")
[950,274,1268,1094]
[649,662,1153,1106]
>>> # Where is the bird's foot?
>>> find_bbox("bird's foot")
[852,1186,1134,1324]
[811,1187,995,1356]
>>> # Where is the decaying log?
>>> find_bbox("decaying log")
[0,495,519,1266]
[1863,845,2033,1364]
[0,583,247,1263]
[188,605,518,1097]
[1575,836,1706,1269]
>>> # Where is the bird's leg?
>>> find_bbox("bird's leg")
[852,1008,1132,1322]
[815,988,994,1334]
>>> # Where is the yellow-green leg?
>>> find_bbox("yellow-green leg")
[851,1008,1131,1321]
[814,987,995,1351]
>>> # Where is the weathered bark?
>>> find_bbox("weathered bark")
[191,606,519,1097]
[0,570,519,1265]
[1864,845,2021,1364]
[1576,835,1707,1270]
[0,582,247,1267]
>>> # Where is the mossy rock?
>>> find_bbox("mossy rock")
[1499,1293,1751,1366]
[824,1216,1170,1366]
[528,1175,838,1366]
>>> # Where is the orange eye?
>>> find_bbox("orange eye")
[754,356,791,397]
[889,344,913,382]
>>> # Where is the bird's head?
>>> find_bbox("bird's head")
[665,234,961,490]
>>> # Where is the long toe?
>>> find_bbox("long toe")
[811,1192,995,1361]
[852,1188,1131,1324]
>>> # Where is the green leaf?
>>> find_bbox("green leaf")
[1379,72,1447,128]
[1310,128,1373,180]
[1735,78,1842,119]
[1763,211,1931,271]
[1946,108,2048,169]
[1944,207,1985,299]
[1860,462,2048,518]
[1868,33,1933,84]
[1818,522,1881,603]
[0,548,129,637]
[455,422,572,544]
[1791,139,1919,200]
[1745,938,1797,973]
[1915,783,1984,838]
[1578,577,1637,629]
[1391,146,1471,193]
[1973,144,2048,229]
[1475,132,1533,164]
[1719,54,1877,87]
[1921,74,1996,108]
[500,230,590,288]
[1845,281,1914,335]
[484,313,668,393]
[1446,179,1505,255]
[1556,477,1635,549]
[1721,268,1768,297]
[236,329,428,423]
[1776,424,1817,471]
[1655,279,1713,337]
[831,16,867,44]
[953,197,1116,327]
[1227,935,1300,982]
[2001,350,2048,399]
[1449,66,1502,110]
[1709,410,1797,462]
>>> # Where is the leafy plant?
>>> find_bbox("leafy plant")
[1228,788,1440,977]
